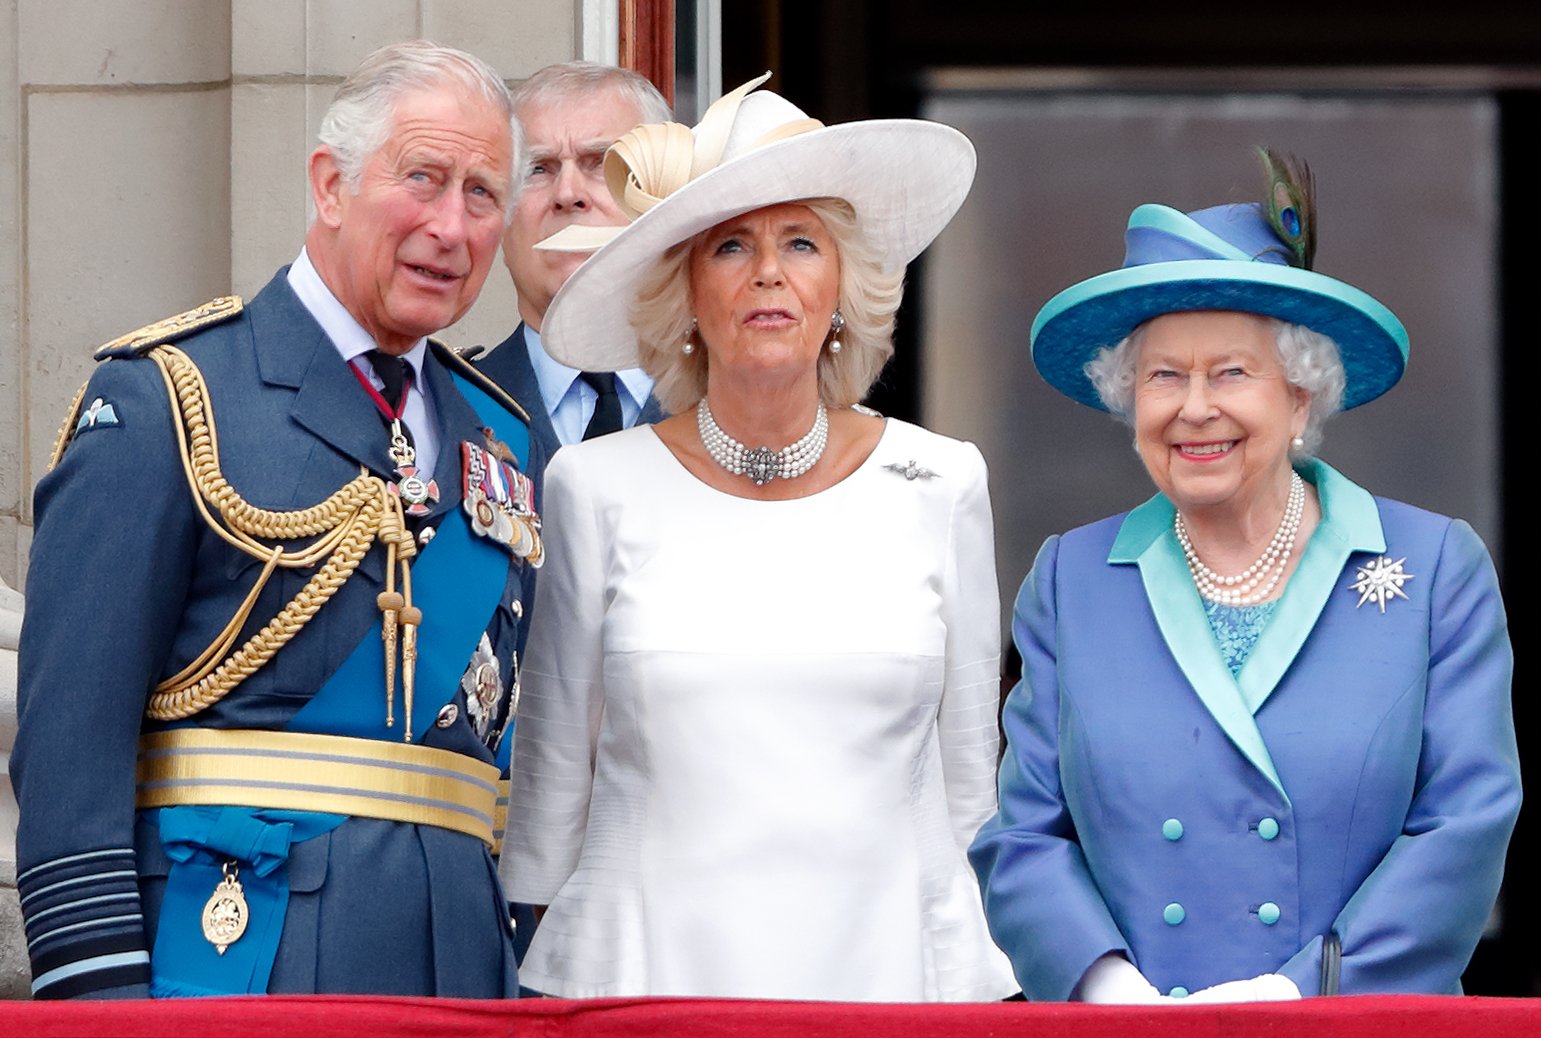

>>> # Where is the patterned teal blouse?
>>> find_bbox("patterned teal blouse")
[1203,600,1280,675]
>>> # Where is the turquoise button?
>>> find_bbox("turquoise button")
[1258,817,1280,841]
[1259,902,1281,925]
[1162,818,1184,841]
[1163,902,1186,926]
[1169,986,1189,999]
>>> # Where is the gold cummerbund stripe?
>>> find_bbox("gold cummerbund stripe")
[136,728,507,851]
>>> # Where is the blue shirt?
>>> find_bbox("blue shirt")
[524,325,654,447]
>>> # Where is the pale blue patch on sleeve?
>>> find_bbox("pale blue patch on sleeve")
[75,397,120,432]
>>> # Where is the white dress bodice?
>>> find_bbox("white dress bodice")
[501,419,1016,1001]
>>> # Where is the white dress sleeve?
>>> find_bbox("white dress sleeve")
[500,448,607,902]
[936,442,1003,854]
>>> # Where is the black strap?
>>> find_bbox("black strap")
[1319,930,1342,995]
[579,370,623,440]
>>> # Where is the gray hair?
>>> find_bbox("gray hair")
[630,198,904,414]
[510,61,672,189]
[317,40,514,194]
[1084,317,1346,456]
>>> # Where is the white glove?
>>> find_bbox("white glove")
[1181,973,1302,1004]
[1073,953,1165,1004]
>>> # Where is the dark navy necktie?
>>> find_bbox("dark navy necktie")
[364,349,413,447]
[579,371,622,440]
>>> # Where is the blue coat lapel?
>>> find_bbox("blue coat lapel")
[248,272,396,478]
[475,324,561,460]
[419,345,474,520]
[1107,461,1390,803]
[1235,462,1386,715]
[1110,497,1289,800]
[637,391,667,426]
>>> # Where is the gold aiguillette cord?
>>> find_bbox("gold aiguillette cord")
[376,492,419,739]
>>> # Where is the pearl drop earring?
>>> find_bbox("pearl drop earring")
[828,310,846,355]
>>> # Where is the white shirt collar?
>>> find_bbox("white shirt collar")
[523,323,653,414]
[287,247,430,381]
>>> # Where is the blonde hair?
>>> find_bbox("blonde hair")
[630,198,904,413]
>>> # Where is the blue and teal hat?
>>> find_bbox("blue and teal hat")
[1029,201,1409,411]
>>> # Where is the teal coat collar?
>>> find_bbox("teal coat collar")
[1107,460,1386,800]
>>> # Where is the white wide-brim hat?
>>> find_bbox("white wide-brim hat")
[537,73,977,372]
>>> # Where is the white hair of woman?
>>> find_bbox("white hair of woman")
[1084,318,1347,455]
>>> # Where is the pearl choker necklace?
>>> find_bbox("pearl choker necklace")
[1174,471,1306,606]
[697,400,829,486]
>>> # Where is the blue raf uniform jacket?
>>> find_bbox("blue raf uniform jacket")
[11,270,544,999]
[970,461,1521,999]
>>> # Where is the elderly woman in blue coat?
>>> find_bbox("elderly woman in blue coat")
[970,152,1521,1003]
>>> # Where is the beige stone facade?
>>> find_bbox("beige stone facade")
[0,0,605,999]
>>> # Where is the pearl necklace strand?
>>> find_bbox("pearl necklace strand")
[697,399,829,486]
[1174,471,1305,606]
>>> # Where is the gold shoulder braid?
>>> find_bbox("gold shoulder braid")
[142,343,422,738]
[47,379,92,471]
[48,296,247,471]
[95,295,245,360]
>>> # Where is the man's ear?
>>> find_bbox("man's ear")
[310,147,346,229]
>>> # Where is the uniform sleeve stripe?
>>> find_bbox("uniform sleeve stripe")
[16,848,136,885]
[26,911,143,954]
[28,923,146,977]
[21,869,140,905]
[25,892,141,929]
[31,950,150,998]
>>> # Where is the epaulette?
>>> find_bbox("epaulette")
[430,339,533,425]
[94,295,244,361]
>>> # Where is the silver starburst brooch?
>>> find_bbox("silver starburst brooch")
[1348,555,1415,613]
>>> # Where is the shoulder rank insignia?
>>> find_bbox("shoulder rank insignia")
[430,339,533,424]
[94,295,244,361]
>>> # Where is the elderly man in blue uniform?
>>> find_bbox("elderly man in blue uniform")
[11,41,541,999]
[475,62,670,453]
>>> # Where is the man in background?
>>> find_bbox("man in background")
[476,62,671,454]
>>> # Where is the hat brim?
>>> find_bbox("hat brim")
[540,120,976,372]
[1030,260,1410,411]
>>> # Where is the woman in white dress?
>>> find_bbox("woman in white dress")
[499,75,1016,1001]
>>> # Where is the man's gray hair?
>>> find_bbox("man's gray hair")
[318,40,514,192]
[510,61,672,183]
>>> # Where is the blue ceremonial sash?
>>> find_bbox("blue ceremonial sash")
[288,371,530,746]
[149,373,531,995]
[149,807,344,997]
